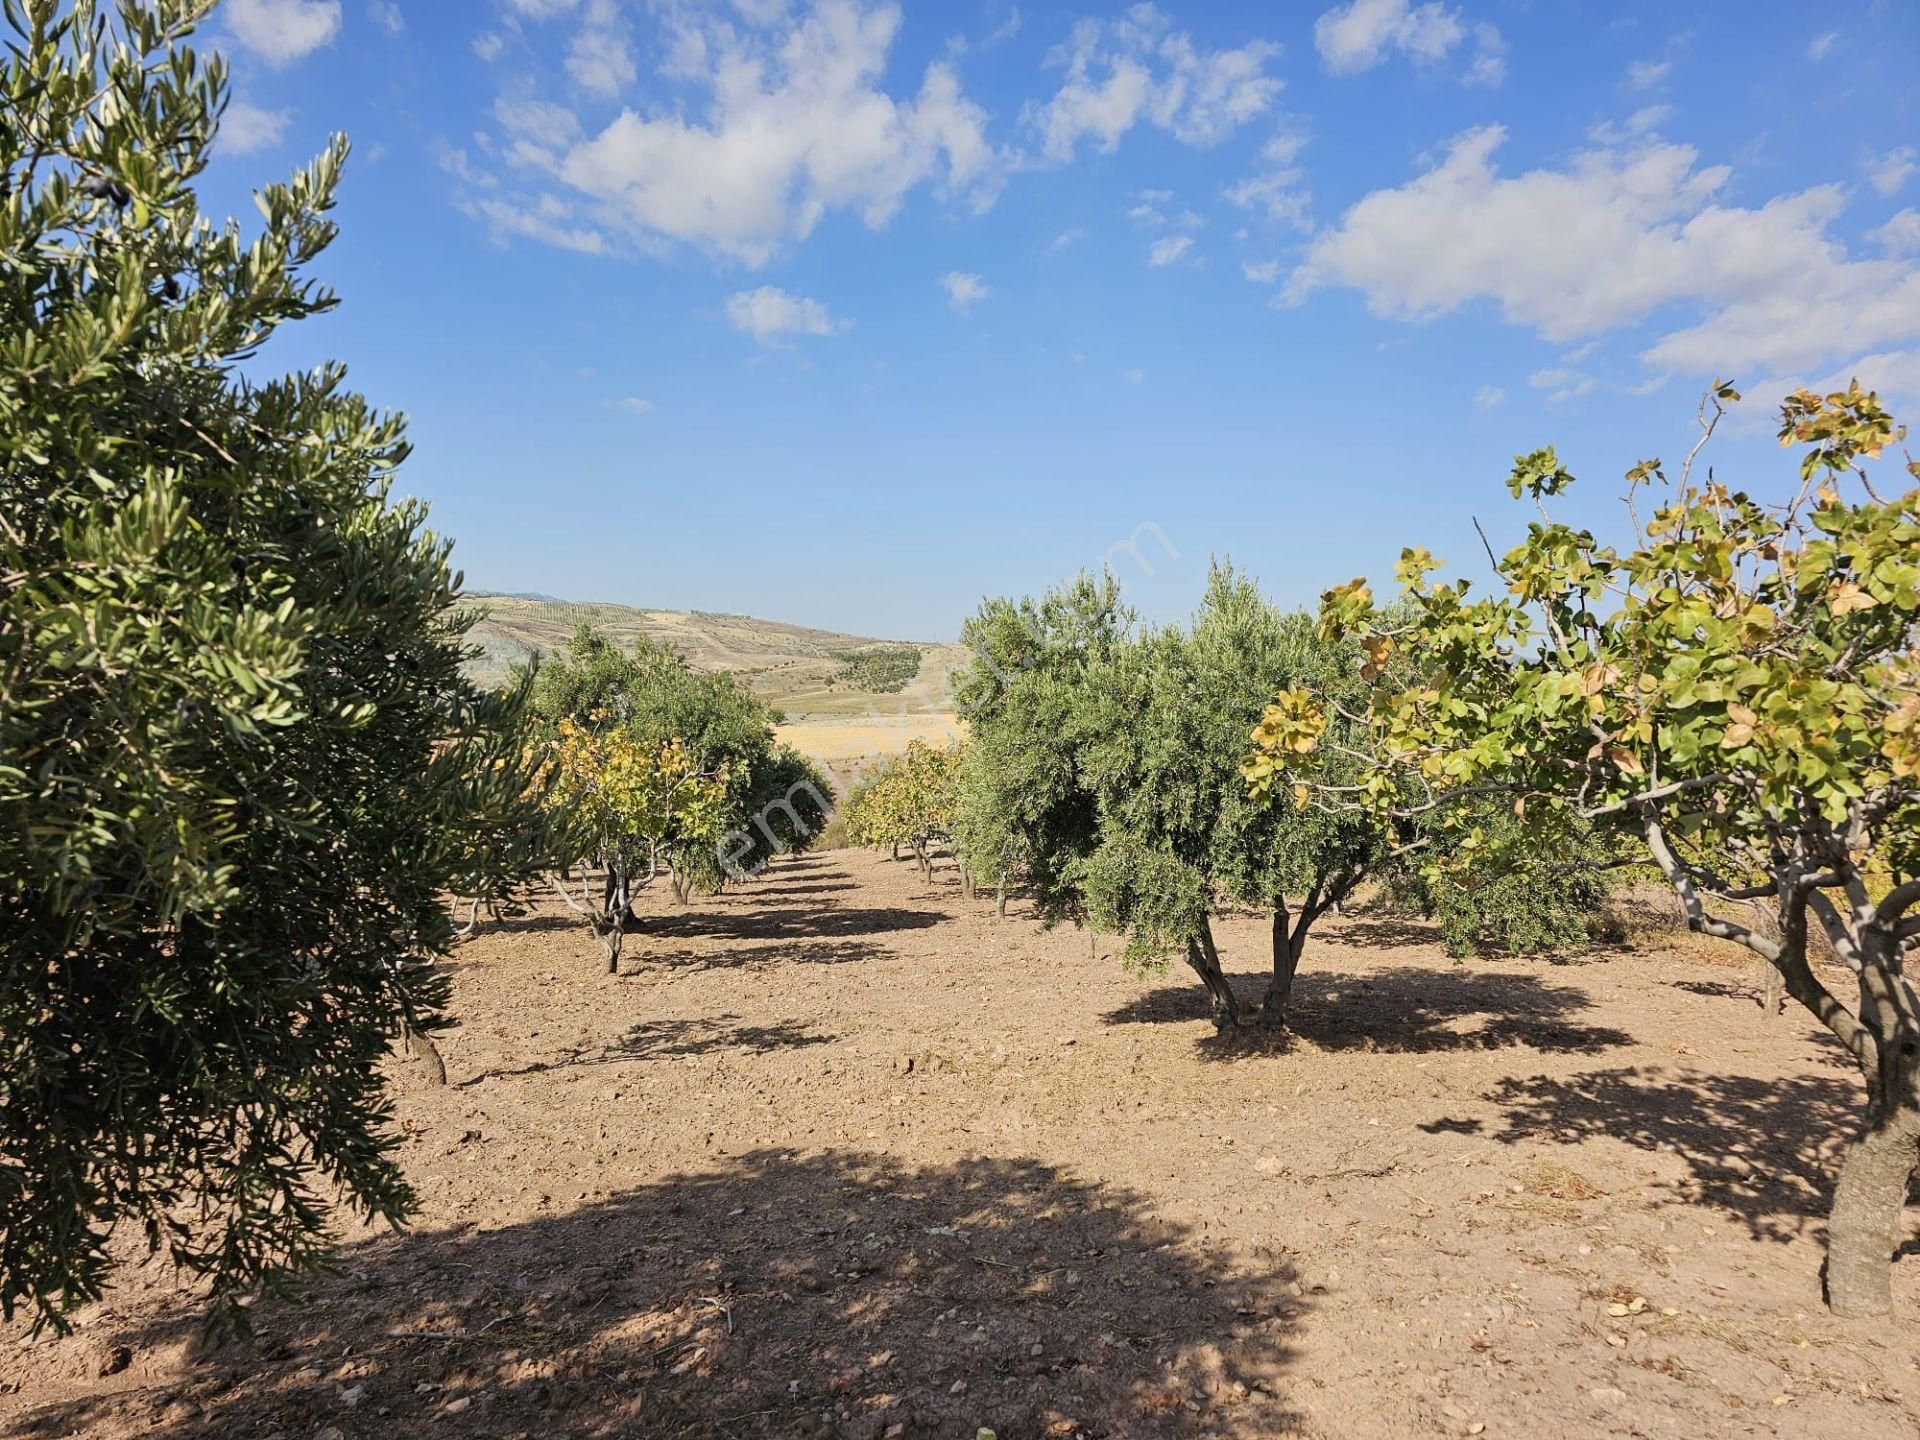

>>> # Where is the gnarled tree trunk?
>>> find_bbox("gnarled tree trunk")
[1185,920,1239,1029]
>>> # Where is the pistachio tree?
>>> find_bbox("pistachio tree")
[529,624,828,901]
[1245,384,1920,1316]
[843,740,962,877]
[0,0,547,1328]
[542,722,729,971]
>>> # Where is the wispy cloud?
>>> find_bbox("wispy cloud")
[1148,235,1194,267]
[1867,147,1917,198]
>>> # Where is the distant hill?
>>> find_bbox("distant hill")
[463,593,971,720]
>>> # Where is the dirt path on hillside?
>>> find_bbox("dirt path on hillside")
[5,850,1917,1439]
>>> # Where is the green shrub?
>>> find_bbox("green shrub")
[1387,804,1616,958]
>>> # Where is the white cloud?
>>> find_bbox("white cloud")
[1867,146,1917,198]
[610,395,654,415]
[1472,384,1503,409]
[496,1,999,266]
[724,286,848,345]
[1626,59,1670,90]
[1464,22,1506,86]
[1124,367,1146,384]
[1148,234,1193,266]
[567,0,634,98]
[1286,125,1920,385]
[464,194,606,254]
[1028,5,1281,161]
[473,30,506,61]
[1314,0,1462,73]
[1243,259,1280,284]
[1048,227,1085,252]
[1528,367,1595,403]
[940,271,989,311]
[1871,209,1920,256]
[368,1,403,35]
[1808,32,1838,61]
[496,98,580,154]
[1745,349,1920,425]
[222,99,290,155]
[1225,127,1311,228]
[226,0,341,65]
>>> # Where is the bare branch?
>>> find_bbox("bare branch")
[1875,879,1920,924]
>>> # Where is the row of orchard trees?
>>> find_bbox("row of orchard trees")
[1245,384,1920,1319]
[845,568,1609,1023]
[845,387,1920,1318]
[518,625,833,970]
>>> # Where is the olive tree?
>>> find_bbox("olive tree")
[1080,565,1387,1027]
[1245,384,1920,1316]
[1383,798,1616,959]
[0,0,546,1329]
[951,573,1132,932]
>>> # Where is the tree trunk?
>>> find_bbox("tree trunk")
[454,894,482,940]
[1185,920,1239,1029]
[997,881,1007,918]
[1261,902,1302,1029]
[1760,960,1784,1016]
[1826,1064,1920,1317]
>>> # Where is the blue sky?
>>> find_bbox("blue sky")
[207,0,1920,640]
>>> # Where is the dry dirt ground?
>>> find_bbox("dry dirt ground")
[6,850,1918,1440]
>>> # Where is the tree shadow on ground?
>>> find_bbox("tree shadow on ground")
[627,936,897,975]
[1315,915,1440,951]
[1667,977,1761,1003]
[1431,1066,1884,1246]
[759,881,863,897]
[459,1015,836,1086]
[12,1152,1312,1440]
[641,907,946,942]
[1102,966,1632,1060]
